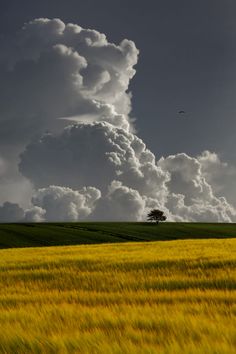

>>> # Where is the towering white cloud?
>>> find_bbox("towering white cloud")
[19,122,236,222]
[0,17,138,148]
[158,153,236,222]
[91,180,146,221]
[0,17,138,213]
[19,122,169,201]
[197,151,236,207]
[30,185,101,222]
[0,18,235,222]
[24,206,46,222]
[158,153,214,205]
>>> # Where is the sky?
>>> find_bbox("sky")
[0,0,236,222]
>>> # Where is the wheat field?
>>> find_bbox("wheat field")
[0,239,235,353]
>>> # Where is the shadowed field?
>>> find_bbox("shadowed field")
[0,222,236,249]
[0,239,235,353]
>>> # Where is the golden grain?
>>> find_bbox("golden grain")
[0,239,235,353]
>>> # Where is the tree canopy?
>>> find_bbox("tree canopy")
[147,209,167,224]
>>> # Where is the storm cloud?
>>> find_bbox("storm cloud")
[0,17,138,146]
[1,18,235,222]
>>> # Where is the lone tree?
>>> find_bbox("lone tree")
[147,209,167,224]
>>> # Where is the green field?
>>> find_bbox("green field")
[0,222,236,249]
[0,239,235,353]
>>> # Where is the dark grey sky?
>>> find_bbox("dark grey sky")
[1,0,236,161]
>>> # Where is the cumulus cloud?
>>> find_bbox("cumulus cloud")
[24,206,46,222]
[30,185,101,222]
[92,180,174,221]
[0,18,235,222]
[0,17,138,148]
[0,184,101,222]
[158,153,214,205]
[19,122,169,202]
[20,122,236,222]
[166,193,236,222]
[91,180,146,221]
[23,181,169,223]
[0,17,138,209]
[158,153,236,222]
[197,151,236,207]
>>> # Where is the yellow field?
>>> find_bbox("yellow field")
[0,239,235,354]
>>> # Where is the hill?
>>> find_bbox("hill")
[0,222,236,249]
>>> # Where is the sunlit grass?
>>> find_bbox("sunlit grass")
[0,239,235,353]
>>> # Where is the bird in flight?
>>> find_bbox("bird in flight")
[178,110,186,114]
